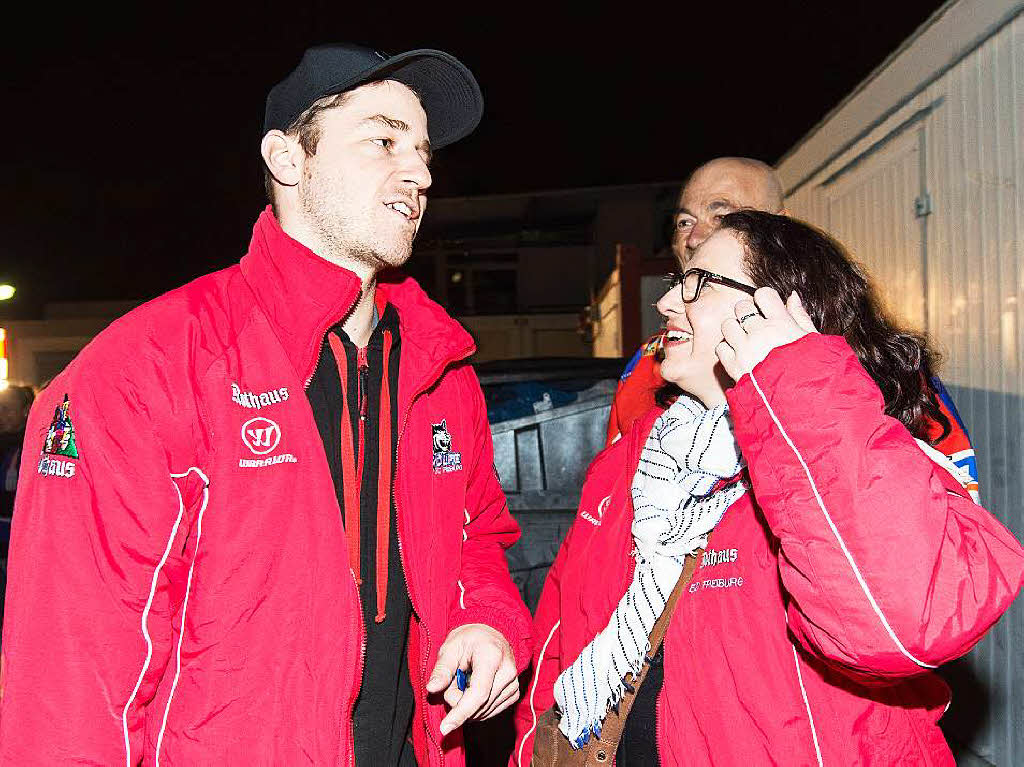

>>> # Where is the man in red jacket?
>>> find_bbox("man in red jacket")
[607,157,980,499]
[0,44,532,766]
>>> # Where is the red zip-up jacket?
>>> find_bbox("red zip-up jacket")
[514,334,1024,765]
[0,209,533,765]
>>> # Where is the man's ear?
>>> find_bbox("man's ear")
[260,130,303,188]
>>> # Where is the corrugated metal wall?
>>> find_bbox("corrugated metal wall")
[784,12,1023,765]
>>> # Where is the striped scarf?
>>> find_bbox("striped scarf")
[554,398,746,748]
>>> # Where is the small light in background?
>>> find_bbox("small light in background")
[451,271,463,284]
[0,285,15,301]
[0,327,7,388]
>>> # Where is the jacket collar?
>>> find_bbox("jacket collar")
[240,207,476,388]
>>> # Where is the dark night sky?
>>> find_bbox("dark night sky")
[1,1,947,315]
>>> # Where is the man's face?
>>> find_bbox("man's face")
[297,80,432,272]
[671,161,778,264]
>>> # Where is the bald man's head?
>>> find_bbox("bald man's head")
[671,156,786,261]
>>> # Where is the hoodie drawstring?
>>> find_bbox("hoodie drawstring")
[374,330,393,623]
[329,333,362,585]
[327,329,393,622]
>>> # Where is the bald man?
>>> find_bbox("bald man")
[604,157,980,502]
[670,157,786,258]
[605,157,784,442]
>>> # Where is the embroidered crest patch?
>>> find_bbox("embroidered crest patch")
[43,394,79,459]
[431,419,463,474]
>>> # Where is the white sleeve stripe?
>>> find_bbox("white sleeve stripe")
[121,469,205,766]
[517,620,561,766]
[156,467,211,766]
[457,580,466,610]
[791,644,825,767]
[747,371,936,669]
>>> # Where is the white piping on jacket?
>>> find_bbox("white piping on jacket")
[459,509,470,608]
[154,467,211,766]
[121,471,196,766]
[518,620,561,766]
[788,610,825,767]
[747,371,936,670]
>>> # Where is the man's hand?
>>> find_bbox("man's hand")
[716,288,818,381]
[425,623,520,737]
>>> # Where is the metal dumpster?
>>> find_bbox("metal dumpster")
[477,357,625,612]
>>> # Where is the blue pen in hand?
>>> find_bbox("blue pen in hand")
[455,668,470,692]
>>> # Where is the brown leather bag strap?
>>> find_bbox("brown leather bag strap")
[647,550,700,656]
[573,549,703,765]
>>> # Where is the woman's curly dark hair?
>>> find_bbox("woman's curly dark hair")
[661,210,949,444]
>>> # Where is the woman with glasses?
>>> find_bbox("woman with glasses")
[513,210,1024,766]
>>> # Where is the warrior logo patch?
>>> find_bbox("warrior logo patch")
[43,394,79,459]
[237,416,296,468]
[431,420,463,474]
[241,417,282,456]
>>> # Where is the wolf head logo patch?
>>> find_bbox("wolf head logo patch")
[43,394,79,459]
[432,420,453,454]
[431,419,462,474]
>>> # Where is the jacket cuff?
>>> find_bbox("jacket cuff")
[450,606,533,674]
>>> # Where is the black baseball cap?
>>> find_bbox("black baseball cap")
[264,43,483,150]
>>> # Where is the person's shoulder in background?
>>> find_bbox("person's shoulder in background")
[928,376,980,502]
[605,334,665,446]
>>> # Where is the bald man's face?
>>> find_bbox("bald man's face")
[671,162,782,263]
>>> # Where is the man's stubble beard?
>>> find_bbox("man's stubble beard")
[299,175,414,273]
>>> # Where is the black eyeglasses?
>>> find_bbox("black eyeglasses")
[664,268,758,303]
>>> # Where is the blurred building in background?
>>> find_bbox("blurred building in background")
[1,301,141,389]
[406,182,679,361]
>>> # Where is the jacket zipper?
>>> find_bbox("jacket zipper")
[357,346,368,480]
[653,690,662,767]
[341,339,370,765]
[345,572,367,767]
[344,343,369,766]
[302,284,362,390]
[357,347,369,418]
[647,536,706,767]
[305,322,339,390]
[393,345,474,765]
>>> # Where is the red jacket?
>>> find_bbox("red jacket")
[515,334,1024,765]
[0,209,533,765]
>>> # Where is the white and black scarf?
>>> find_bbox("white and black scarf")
[553,397,746,747]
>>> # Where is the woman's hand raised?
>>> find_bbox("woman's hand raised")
[716,288,818,381]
